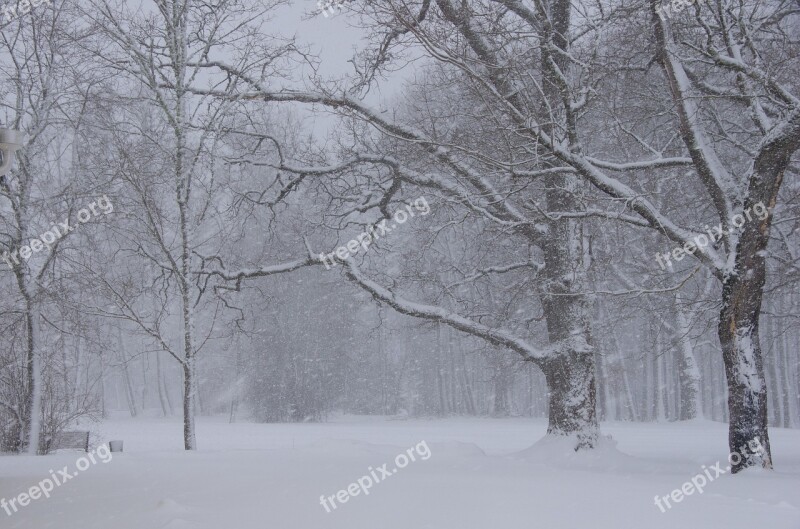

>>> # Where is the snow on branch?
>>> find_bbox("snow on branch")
[555,151,728,272]
[256,152,544,237]
[585,156,695,171]
[181,61,721,270]
[196,251,321,293]
[446,259,545,288]
[180,67,530,224]
[651,3,738,223]
[194,245,572,363]
[534,206,651,228]
[340,259,559,363]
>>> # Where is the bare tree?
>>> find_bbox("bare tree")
[82,0,323,449]
[0,0,101,453]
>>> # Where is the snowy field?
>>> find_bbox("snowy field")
[1,416,798,529]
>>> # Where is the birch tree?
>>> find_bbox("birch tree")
[82,0,305,449]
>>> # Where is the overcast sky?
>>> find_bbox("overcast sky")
[268,2,419,137]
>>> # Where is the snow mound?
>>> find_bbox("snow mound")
[512,434,642,472]
[156,498,189,513]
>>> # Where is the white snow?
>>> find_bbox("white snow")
[1,415,798,529]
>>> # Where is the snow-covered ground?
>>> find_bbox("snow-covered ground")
[1,416,798,528]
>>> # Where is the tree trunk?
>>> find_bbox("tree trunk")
[718,191,780,471]
[716,117,799,469]
[23,306,41,455]
[675,304,702,419]
[539,172,598,448]
[536,0,598,449]
[156,352,170,417]
[118,329,138,418]
[541,350,597,448]
[719,272,773,472]
[182,357,197,450]
[779,295,795,428]
[607,317,638,421]
[655,346,667,422]
[595,348,610,421]
[491,359,510,417]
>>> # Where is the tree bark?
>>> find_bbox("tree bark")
[539,167,598,447]
[719,274,772,472]
[719,107,800,470]
[675,304,702,419]
[23,305,41,455]
[536,0,599,449]
[541,350,597,448]
[182,358,197,450]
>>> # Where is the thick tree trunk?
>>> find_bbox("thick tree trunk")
[716,112,800,470]
[431,0,598,445]
[717,195,777,471]
[539,170,598,449]
[719,275,772,472]
[536,0,598,449]
[541,351,598,448]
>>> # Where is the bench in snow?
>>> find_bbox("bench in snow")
[49,431,90,452]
